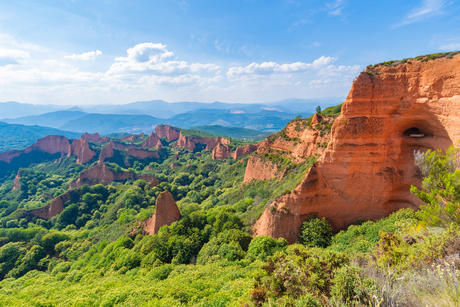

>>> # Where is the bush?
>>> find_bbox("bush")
[298,216,332,248]
[248,236,288,260]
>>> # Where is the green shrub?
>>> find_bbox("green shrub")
[299,216,332,248]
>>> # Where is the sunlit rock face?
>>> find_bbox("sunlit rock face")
[254,55,460,243]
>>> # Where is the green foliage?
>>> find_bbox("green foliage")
[315,106,321,114]
[411,146,460,226]
[247,236,288,260]
[298,216,332,248]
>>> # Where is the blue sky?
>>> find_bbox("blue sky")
[0,0,459,105]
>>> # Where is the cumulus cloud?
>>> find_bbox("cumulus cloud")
[65,50,102,60]
[0,49,30,66]
[227,56,336,78]
[107,43,219,75]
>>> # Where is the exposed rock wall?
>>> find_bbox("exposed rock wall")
[141,132,163,150]
[68,138,96,165]
[99,142,115,162]
[0,150,22,163]
[70,162,159,188]
[30,190,72,220]
[155,125,181,141]
[232,144,259,160]
[174,131,230,151]
[212,143,231,160]
[174,132,196,151]
[143,191,180,235]
[126,148,159,159]
[82,132,102,142]
[244,119,333,182]
[12,170,21,190]
[254,55,460,243]
[99,136,110,143]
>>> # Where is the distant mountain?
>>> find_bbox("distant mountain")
[0,122,81,152]
[167,110,298,132]
[266,97,345,114]
[0,101,67,119]
[2,110,87,129]
[192,125,270,141]
[59,114,163,135]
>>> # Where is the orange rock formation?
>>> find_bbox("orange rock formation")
[98,136,110,143]
[174,131,230,151]
[82,132,102,142]
[30,191,72,219]
[68,138,96,165]
[70,162,159,188]
[126,148,160,159]
[211,143,231,160]
[143,191,180,235]
[142,132,163,149]
[12,170,21,190]
[254,55,460,243]
[155,125,181,141]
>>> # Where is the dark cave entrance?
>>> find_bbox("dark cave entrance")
[403,127,428,138]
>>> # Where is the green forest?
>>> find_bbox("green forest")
[0,119,458,306]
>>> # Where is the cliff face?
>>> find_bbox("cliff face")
[212,143,231,160]
[126,148,160,159]
[232,144,259,160]
[68,138,96,165]
[99,136,110,143]
[155,125,181,141]
[25,135,71,155]
[143,191,180,235]
[244,118,333,182]
[174,131,230,151]
[254,55,460,243]
[30,191,72,219]
[82,132,101,142]
[70,162,159,188]
[99,142,115,162]
[12,170,21,190]
[141,132,163,150]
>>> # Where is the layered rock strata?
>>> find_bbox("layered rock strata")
[254,55,460,243]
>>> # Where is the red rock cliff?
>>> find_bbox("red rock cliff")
[25,135,71,155]
[30,190,72,219]
[212,143,231,160]
[254,55,460,243]
[142,132,163,150]
[155,125,181,141]
[143,191,180,235]
[82,132,102,142]
[68,138,96,165]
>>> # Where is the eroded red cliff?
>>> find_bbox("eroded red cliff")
[142,132,163,150]
[155,125,181,141]
[254,55,460,243]
[68,138,96,165]
[143,191,180,235]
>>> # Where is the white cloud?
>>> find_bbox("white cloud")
[107,43,219,75]
[227,56,336,78]
[394,0,446,27]
[65,50,102,60]
[0,49,30,66]
[327,0,345,16]
[439,42,460,51]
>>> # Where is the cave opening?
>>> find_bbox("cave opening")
[403,127,426,138]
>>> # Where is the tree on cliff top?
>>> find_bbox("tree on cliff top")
[316,106,321,114]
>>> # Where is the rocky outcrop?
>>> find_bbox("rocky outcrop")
[174,131,230,151]
[244,118,333,182]
[141,132,163,150]
[126,148,159,159]
[212,143,231,160]
[99,136,110,143]
[311,113,322,124]
[70,162,159,188]
[82,132,101,142]
[143,191,180,235]
[12,170,21,190]
[99,142,115,162]
[69,138,96,165]
[254,54,460,243]
[243,155,281,182]
[232,144,260,160]
[30,191,72,220]
[174,132,196,151]
[155,125,181,141]
[121,135,137,142]
[0,150,22,163]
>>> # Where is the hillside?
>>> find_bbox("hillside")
[0,54,459,306]
[2,111,87,129]
[59,113,163,135]
[192,125,269,141]
[0,122,81,152]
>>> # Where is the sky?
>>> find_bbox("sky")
[0,0,459,105]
